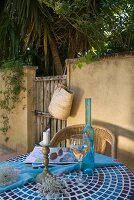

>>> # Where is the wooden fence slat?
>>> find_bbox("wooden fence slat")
[43,81,47,112]
[36,116,40,143]
[33,75,67,145]
[40,81,44,111]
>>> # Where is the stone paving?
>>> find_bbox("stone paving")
[0,144,20,161]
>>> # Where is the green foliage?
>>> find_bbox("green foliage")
[40,0,104,49]
[73,47,98,69]
[0,0,134,75]
[99,0,134,54]
[0,0,64,75]
[0,59,25,141]
[40,0,134,56]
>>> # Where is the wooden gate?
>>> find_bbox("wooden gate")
[33,75,67,146]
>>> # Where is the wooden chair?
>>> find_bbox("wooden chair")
[50,124,116,158]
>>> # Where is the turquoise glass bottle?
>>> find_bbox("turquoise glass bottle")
[82,98,95,174]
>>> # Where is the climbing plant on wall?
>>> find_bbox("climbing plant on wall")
[0,59,25,141]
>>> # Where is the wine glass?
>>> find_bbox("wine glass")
[70,134,89,184]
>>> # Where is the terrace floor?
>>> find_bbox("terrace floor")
[0,144,20,161]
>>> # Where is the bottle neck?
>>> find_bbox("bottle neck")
[85,98,91,126]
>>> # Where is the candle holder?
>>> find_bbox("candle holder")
[42,145,51,176]
[36,145,53,183]
[36,145,69,198]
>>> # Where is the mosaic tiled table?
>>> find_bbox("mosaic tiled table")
[0,154,134,200]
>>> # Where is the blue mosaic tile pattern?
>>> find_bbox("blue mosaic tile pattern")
[0,155,134,200]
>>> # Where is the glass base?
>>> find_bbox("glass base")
[74,173,89,185]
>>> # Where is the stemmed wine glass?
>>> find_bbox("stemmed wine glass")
[70,134,89,184]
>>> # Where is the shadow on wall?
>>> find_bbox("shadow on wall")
[70,86,84,116]
[93,120,134,172]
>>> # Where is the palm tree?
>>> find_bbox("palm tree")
[0,0,63,74]
[1,0,133,75]
[0,0,105,75]
[0,0,102,75]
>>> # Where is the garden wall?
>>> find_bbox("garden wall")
[66,55,134,172]
[0,66,37,154]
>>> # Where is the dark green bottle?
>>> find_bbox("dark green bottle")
[82,98,95,174]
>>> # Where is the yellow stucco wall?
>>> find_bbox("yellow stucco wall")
[67,55,134,172]
[0,66,37,154]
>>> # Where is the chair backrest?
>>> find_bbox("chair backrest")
[50,124,116,158]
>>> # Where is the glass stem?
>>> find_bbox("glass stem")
[79,160,82,178]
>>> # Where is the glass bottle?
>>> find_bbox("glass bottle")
[82,98,95,174]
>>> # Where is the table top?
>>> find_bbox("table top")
[0,154,134,200]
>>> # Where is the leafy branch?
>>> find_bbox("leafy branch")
[73,47,98,69]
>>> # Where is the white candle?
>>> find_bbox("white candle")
[42,128,50,146]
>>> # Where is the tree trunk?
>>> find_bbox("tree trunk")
[67,30,76,59]
[48,35,63,75]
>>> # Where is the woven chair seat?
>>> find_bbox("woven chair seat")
[50,124,116,158]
